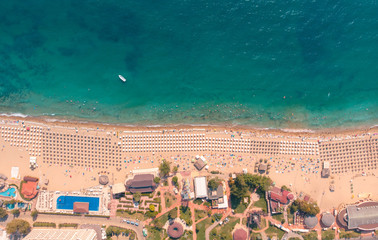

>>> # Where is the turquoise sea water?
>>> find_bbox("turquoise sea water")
[0,0,377,129]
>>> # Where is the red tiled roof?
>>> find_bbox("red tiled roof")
[23,176,38,182]
[270,192,288,204]
[269,188,293,204]
[21,181,38,199]
[73,202,89,213]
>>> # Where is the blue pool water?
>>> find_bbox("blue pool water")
[7,204,15,210]
[56,196,99,211]
[0,187,16,198]
[17,202,26,208]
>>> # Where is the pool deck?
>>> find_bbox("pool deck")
[36,185,111,216]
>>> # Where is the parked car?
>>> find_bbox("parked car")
[126,220,130,224]
[135,222,139,226]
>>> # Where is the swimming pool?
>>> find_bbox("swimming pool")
[7,204,15,210]
[0,187,16,198]
[56,196,99,211]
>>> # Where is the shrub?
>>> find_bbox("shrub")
[31,210,38,218]
[58,223,78,228]
[149,204,155,212]
[0,208,8,219]
[33,222,56,228]
[11,209,20,217]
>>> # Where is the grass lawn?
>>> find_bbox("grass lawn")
[146,226,165,240]
[265,225,285,239]
[253,197,267,212]
[321,229,335,240]
[152,207,177,229]
[193,199,203,205]
[210,217,239,240]
[196,217,213,240]
[287,208,294,225]
[242,217,247,226]
[116,211,147,221]
[180,206,193,226]
[272,213,284,223]
[164,192,176,208]
[195,209,208,222]
[179,230,193,240]
[339,229,360,239]
[234,202,248,214]
[250,232,262,240]
[231,195,248,214]
[251,217,266,231]
[299,231,317,240]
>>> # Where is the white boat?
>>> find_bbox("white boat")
[118,75,126,82]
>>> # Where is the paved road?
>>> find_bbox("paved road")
[1,212,145,240]
[205,221,219,240]
[282,231,304,240]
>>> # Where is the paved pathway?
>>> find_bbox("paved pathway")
[1,212,145,240]
[205,220,219,240]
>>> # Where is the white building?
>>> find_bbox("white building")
[24,229,97,240]
[194,176,208,199]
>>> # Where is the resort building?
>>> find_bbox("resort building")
[73,202,89,214]
[167,221,184,239]
[268,187,294,213]
[111,183,126,198]
[181,179,194,201]
[194,158,206,171]
[337,201,378,231]
[320,212,335,228]
[125,174,157,193]
[304,215,318,229]
[24,229,97,240]
[21,176,39,199]
[208,183,228,209]
[258,164,267,173]
[194,176,208,199]
[321,161,330,178]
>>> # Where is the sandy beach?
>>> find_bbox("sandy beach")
[0,115,377,211]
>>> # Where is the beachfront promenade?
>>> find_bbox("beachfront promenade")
[0,120,377,175]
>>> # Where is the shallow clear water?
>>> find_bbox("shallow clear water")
[0,0,377,128]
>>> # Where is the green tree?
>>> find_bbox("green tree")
[133,192,142,203]
[154,177,160,184]
[0,208,8,219]
[230,175,248,199]
[291,200,320,216]
[173,165,178,173]
[11,209,20,217]
[208,177,221,190]
[6,219,31,235]
[281,185,291,192]
[31,210,38,219]
[172,176,178,186]
[114,228,121,237]
[159,159,171,177]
